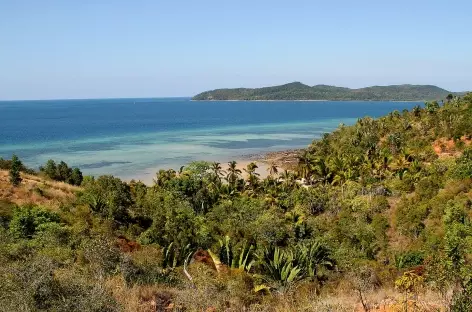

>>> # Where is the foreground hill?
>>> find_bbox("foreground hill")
[192,82,457,101]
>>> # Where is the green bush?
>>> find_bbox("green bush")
[138,190,203,248]
[0,156,35,174]
[9,154,22,186]
[394,250,424,269]
[451,148,472,179]
[0,200,14,228]
[8,205,61,239]
[79,236,121,276]
[451,281,472,312]
[40,159,83,186]
[80,175,132,222]
[395,198,429,238]
[415,177,440,199]
[121,255,180,287]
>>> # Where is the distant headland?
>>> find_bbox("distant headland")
[192,82,461,101]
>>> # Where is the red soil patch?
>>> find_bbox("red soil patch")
[116,235,141,253]
[432,136,472,158]
[193,248,215,267]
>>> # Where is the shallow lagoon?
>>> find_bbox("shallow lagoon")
[0,98,420,182]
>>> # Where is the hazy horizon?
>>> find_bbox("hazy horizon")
[1,0,471,100]
[0,82,467,102]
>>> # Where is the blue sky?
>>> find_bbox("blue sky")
[1,0,471,100]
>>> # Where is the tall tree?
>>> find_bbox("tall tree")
[9,154,22,186]
[267,162,278,177]
[226,161,242,188]
[244,162,260,190]
[42,159,58,180]
[57,161,72,182]
[69,167,84,186]
[297,151,313,180]
[312,157,332,185]
[210,162,225,183]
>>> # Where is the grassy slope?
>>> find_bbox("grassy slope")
[0,170,79,209]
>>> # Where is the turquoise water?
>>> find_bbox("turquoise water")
[0,98,420,181]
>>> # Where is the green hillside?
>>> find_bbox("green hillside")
[193,82,458,101]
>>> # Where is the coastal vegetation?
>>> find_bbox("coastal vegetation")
[192,82,460,101]
[1,93,472,311]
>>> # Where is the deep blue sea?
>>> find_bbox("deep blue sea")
[0,98,420,182]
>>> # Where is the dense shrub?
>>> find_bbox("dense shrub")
[8,205,61,239]
[40,159,83,186]
[394,250,425,269]
[80,175,132,222]
[0,156,35,174]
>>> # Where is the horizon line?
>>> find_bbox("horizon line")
[1,82,468,102]
[0,96,193,102]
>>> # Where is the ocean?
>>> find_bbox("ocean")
[0,98,420,182]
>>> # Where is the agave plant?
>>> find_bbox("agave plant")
[293,241,335,281]
[213,236,255,272]
[257,246,302,286]
[87,195,106,214]
[218,235,234,267]
[161,242,192,269]
[233,241,255,271]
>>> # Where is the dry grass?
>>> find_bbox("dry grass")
[105,275,174,312]
[0,169,79,209]
[259,287,448,312]
[105,277,449,312]
[104,260,450,312]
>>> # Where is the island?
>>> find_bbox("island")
[192,82,459,101]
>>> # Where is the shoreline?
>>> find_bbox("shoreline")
[128,148,303,185]
[190,99,425,102]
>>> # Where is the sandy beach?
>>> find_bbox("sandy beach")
[131,158,270,185]
[129,149,302,185]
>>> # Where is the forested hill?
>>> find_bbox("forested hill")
[192,82,457,101]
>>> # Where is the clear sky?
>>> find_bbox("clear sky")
[1,0,471,100]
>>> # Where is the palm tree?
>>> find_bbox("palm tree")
[153,169,176,187]
[218,184,234,200]
[331,168,351,186]
[329,155,344,174]
[244,162,259,175]
[280,169,293,188]
[391,153,411,180]
[226,161,242,188]
[262,174,279,191]
[244,162,260,190]
[297,151,313,180]
[312,157,332,185]
[267,162,278,177]
[210,162,225,183]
